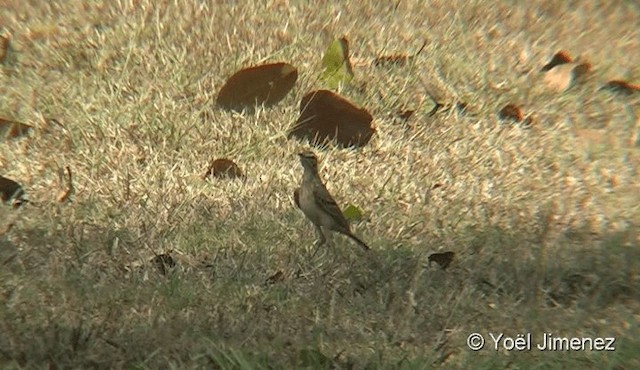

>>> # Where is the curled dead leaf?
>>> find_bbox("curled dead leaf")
[397,110,415,121]
[0,175,26,209]
[373,54,409,67]
[428,251,455,270]
[540,50,573,72]
[372,41,427,67]
[543,62,591,92]
[522,115,534,128]
[601,80,640,96]
[151,253,176,275]
[56,166,74,203]
[288,90,375,148]
[203,158,245,180]
[265,270,285,286]
[0,32,10,64]
[216,62,298,111]
[498,103,524,122]
[0,118,32,140]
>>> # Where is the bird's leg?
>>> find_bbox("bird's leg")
[311,225,326,258]
[314,224,326,245]
[323,229,336,252]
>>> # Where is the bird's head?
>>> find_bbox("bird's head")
[298,151,319,173]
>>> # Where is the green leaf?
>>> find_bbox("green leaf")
[321,37,354,89]
[342,203,364,221]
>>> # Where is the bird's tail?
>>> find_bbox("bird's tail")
[347,233,371,251]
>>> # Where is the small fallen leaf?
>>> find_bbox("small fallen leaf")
[0,118,32,140]
[151,253,176,275]
[498,103,523,123]
[265,270,285,286]
[203,158,245,180]
[427,101,470,117]
[543,62,591,92]
[0,32,11,64]
[601,80,640,96]
[540,50,573,72]
[321,37,354,88]
[288,90,375,148]
[428,251,455,270]
[56,166,74,203]
[0,175,26,209]
[372,41,427,67]
[216,62,298,111]
[397,109,415,121]
[342,204,364,222]
[372,54,408,67]
[455,101,470,114]
[521,115,534,128]
[427,102,445,117]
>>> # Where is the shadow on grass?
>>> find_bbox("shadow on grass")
[0,217,638,369]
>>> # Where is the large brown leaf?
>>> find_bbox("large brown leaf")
[203,158,245,180]
[288,90,375,148]
[216,62,298,111]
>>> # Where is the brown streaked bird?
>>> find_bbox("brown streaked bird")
[295,151,370,251]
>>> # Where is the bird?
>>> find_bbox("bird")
[295,150,370,252]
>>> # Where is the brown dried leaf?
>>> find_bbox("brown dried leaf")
[540,50,573,72]
[498,103,524,122]
[288,90,375,148]
[265,270,285,286]
[522,115,534,128]
[601,80,640,96]
[216,62,298,111]
[203,158,245,180]
[398,110,415,121]
[56,166,74,203]
[0,32,10,64]
[543,62,591,92]
[0,118,32,140]
[428,251,455,270]
[151,253,176,275]
[373,54,409,67]
[372,41,426,67]
[0,175,26,208]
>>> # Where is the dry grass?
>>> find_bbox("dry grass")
[1,0,639,368]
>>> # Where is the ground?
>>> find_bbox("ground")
[1,1,639,368]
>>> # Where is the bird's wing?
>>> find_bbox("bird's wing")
[293,188,301,209]
[312,186,349,227]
